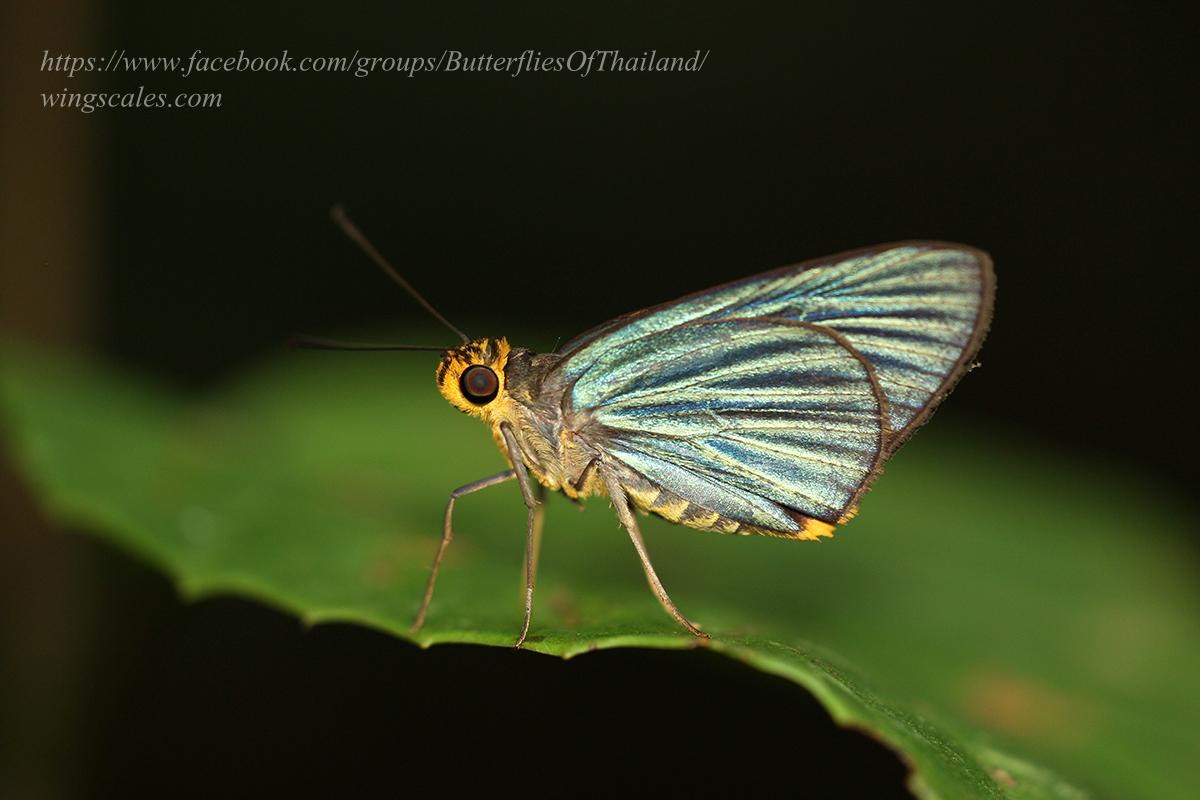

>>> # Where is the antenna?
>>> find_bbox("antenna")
[288,334,447,352]
[330,205,469,343]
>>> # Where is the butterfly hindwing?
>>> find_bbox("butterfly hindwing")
[562,317,887,531]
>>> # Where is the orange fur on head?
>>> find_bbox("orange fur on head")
[435,337,512,419]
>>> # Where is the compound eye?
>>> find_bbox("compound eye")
[460,365,499,404]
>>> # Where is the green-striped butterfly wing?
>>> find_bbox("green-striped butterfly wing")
[552,242,994,532]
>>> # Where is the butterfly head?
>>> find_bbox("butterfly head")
[436,336,511,418]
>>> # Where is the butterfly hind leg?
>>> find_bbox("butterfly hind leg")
[410,469,516,634]
[601,466,709,639]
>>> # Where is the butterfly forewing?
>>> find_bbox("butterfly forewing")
[559,243,993,453]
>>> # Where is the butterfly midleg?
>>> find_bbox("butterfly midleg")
[410,469,516,634]
[528,483,546,598]
[501,423,542,648]
[600,466,709,639]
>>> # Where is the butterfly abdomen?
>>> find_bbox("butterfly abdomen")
[621,470,836,541]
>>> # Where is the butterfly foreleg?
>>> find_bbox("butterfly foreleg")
[410,469,516,635]
[500,422,543,648]
[568,456,600,495]
[600,465,709,639]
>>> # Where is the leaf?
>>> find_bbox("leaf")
[4,347,1197,799]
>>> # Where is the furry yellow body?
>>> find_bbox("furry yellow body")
[436,336,839,541]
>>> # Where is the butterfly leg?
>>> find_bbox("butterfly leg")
[601,467,709,639]
[500,423,544,648]
[527,483,546,596]
[516,485,546,648]
[410,469,516,634]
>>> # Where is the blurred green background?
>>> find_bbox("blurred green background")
[3,1,1197,798]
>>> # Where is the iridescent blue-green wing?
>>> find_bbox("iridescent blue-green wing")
[559,242,994,455]
[558,316,889,534]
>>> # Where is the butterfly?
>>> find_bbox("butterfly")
[296,207,995,646]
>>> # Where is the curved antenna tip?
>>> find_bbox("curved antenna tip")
[328,206,470,343]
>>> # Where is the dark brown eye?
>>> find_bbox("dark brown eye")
[460,365,499,404]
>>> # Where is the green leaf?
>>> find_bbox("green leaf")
[4,347,1197,799]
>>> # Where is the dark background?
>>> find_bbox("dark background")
[103,3,1195,493]
[3,1,1195,797]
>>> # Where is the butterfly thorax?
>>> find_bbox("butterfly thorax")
[435,338,605,499]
